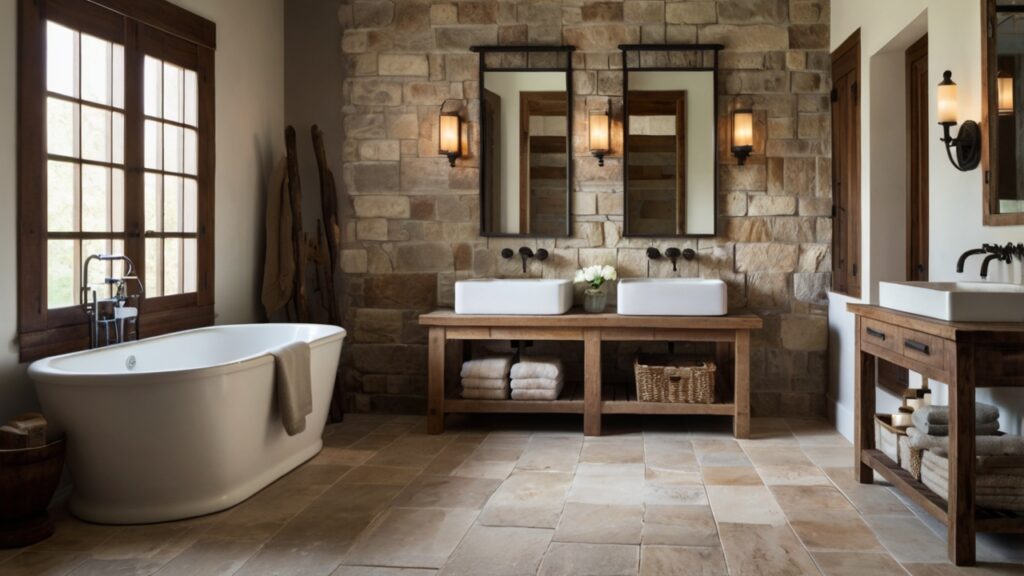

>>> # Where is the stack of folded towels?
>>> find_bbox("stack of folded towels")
[510,357,563,401]
[461,356,513,400]
[910,402,1001,436]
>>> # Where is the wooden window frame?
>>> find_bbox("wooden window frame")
[17,0,216,362]
[831,30,862,299]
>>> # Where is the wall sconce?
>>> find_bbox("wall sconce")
[589,111,610,167]
[438,100,462,167]
[998,71,1014,116]
[937,70,981,172]
[731,109,754,166]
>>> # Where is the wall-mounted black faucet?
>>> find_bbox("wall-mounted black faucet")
[957,243,1023,278]
[646,247,696,272]
[502,247,548,273]
[956,246,989,273]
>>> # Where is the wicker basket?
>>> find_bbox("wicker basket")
[875,414,908,465]
[899,435,923,480]
[634,355,716,404]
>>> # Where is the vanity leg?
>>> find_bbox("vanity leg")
[854,317,876,484]
[584,329,602,436]
[949,344,977,566]
[427,327,445,435]
[733,331,750,439]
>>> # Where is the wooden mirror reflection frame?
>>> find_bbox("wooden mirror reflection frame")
[981,0,1024,225]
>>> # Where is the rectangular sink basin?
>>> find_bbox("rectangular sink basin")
[617,278,728,316]
[879,281,1024,322]
[455,279,573,315]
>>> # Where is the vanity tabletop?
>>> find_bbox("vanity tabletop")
[848,303,1024,341]
[419,309,763,330]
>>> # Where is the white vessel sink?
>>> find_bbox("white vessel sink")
[879,281,1024,322]
[617,278,728,316]
[455,279,573,315]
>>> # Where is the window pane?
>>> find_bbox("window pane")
[183,178,198,233]
[144,120,162,170]
[144,56,162,117]
[47,161,77,232]
[81,165,109,232]
[164,124,183,173]
[112,44,125,110]
[47,97,77,158]
[163,63,183,122]
[184,238,197,293]
[47,240,75,308]
[184,70,198,127]
[145,238,162,298]
[184,128,198,175]
[80,34,111,105]
[81,105,110,163]
[144,172,161,232]
[83,239,111,298]
[112,112,125,165]
[46,22,77,97]
[164,175,181,232]
[164,238,181,296]
[112,169,125,232]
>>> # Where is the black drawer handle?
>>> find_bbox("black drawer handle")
[866,327,886,341]
[905,339,930,355]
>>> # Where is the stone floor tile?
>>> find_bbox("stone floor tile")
[331,567,437,576]
[233,539,349,576]
[642,505,719,547]
[787,510,885,552]
[553,502,643,545]
[701,466,762,486]
[757,465,831,486]
[516,437,583,473]
[824,468,914,516]
[366,436,455,468]
[645,466,703,486]
[271,483,401,543]
[706,485,787,526]
[340,466,421,486]
[718,523,822,576]
[643,483,708,506]
[29,513,117,553]
[802,446,855,468]
[421,443,478,476]
[478,471,574,528]
[390,475,501,510]
[451,459,517,480]
[581,436,645,464]
[770,485,856,514]
[152,536,263,576]
[811,551,908,576]
[745,446,816,467]
[65,558,164,576]
[0,551,87,576]
[639,546,727,576]
[344,508,478,569]
[569,464,646,506]
[438,526,552,576]
[863,514,951,564]
[538,542,639,576]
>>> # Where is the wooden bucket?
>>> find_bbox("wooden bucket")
[0,438,65,548]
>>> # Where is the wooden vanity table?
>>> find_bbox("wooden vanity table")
[419,310,762,438]
[849,303,1024,566]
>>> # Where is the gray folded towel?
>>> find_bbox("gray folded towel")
[271,341,313,436]
[510,377,563,390]
[461,377,510,390]
[462,388,509,400]
[914,403,1000,425]
[511,386,563,401]
[906,426,1022,457]
[510,357,563,380]
[461,356,514,379]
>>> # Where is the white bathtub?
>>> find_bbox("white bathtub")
[28,323,345,525]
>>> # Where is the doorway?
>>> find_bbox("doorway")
[906,34,929,281]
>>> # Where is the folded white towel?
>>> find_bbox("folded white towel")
[511,386,562,401]
[461,356,514,379]
[462,388,509,400]
[907,426,1023,457]
[270,341,312,436]
[462,377,510,390]
[510,357,563,380]
[511,377,563,390]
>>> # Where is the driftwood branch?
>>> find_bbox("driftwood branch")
[312,125,342,326]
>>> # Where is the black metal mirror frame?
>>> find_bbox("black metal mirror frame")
[620,43,724,238]
[471,45,576,238]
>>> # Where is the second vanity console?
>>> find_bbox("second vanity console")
[419,310,762,438]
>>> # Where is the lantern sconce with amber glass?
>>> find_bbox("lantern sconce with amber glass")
[438,100,462,167]
[589,110,610,167]
[731,109,754,166]
[998,71,1015,116]
[937,70,981,172]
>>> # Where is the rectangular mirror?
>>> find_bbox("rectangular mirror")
[984,0,1024,224]
[623,46,720,237]
[477,48,573,237]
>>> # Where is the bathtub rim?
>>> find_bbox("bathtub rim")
[28,323,346,385]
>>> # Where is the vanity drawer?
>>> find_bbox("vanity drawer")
[898,327,947,373]
[861,318,899,353]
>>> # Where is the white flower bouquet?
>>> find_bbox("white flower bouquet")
[574,264,617,291]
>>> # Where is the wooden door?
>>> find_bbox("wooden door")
[906,35,929,281]
[832,31,862,298]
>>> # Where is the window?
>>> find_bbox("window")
[18,0,216,361]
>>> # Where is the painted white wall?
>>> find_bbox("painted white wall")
[0,0,285,421]
[831,0,1024,440]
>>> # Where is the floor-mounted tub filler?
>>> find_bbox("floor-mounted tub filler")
[28,323,345,524]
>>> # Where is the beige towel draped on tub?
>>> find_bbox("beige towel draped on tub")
[271,341,312,435]
[261,158,294,318]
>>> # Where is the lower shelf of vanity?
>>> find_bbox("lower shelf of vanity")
[445,380,735,417]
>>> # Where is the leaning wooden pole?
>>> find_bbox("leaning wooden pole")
[311,125,341,326]
[284,126,309,322]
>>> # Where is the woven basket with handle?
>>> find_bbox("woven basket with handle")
[634,355,716,404]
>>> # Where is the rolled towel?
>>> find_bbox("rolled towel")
[461,377,510,390]
[510,357,563,380]
[510,377,563,390]
[906,426,1023,457]
[461,356,514,379]
[511,387,563,401]
[461,388,509,400]
[914,403,1000,426]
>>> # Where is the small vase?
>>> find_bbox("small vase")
[583,288,607,314]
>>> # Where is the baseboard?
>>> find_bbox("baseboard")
[830,395,855,442]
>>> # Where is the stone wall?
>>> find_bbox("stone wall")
[336,0,832,416]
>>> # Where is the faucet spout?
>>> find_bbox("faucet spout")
[980,253,1002,279]
[957,248,987,273]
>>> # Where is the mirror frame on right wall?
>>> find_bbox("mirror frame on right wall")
[620,43,724,238]
[982,0,1024,225]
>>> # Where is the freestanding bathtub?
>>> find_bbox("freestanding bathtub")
[28,323,345,525]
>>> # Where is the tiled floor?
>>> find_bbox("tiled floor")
[3,414,1024,576]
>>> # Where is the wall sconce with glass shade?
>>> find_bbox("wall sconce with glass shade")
[937,70,981,172]
[438,100,462,167]
[998,71,1014,116]
[731,109,754,165]
[589,111,610,167]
